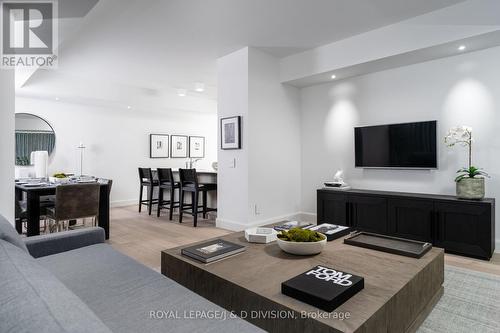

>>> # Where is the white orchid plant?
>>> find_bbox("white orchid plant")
[444,126,489,182]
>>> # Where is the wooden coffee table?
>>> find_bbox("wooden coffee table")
[161,229,444,333]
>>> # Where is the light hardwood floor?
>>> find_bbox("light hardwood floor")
[108,205,230,270]
[108,205,500,275]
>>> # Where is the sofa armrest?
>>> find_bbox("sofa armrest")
[24,227,105,258]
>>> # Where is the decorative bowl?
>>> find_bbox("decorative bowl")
[49,176,70,184]
[276,235,327,255]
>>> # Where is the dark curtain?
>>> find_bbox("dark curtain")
[15,131,55,165]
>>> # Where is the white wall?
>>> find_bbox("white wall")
[0,70,15,223]
[248,48,302,223]
[216,48,250,227]
[217,47,302,230]
[16,97,218,206]
[300,46,500,245]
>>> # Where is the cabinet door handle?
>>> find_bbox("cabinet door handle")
[434,211,440,241]
[346,203,350,227]
[349,203,354,227]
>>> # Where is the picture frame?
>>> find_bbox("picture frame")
[149,134,169,158]
[221,116,241,150]
[189,136,205,158]
[171,135,188,158]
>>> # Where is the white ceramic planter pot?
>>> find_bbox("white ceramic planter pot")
[456,177,485,200]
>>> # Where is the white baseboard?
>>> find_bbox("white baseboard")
[216,212,299,231]
[216,212,319,231]
[495,241,500,254]
[110,199,137,208]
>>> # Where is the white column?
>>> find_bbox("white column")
[217,47,302,230]
[0,69,15,223]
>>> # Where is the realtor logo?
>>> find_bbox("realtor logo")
[1,0,58,68]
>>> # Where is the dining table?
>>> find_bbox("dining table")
[15,179,112,239]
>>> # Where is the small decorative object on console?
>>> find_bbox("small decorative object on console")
[324,169,352,191]
[245,227,278,244]
[303,223,350,241]
[181,239,245,263]
[445,126,489,199]
[282,265,364,312]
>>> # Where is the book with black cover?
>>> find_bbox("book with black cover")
[303,224,351,241]
[181,239,245,263]
[282,265,364,312]
[273,221,314,232]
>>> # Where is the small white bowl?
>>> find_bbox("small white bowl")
[277,236,327,255]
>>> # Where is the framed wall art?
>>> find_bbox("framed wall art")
[221,116,241,150]
[171,135,188,158]
[150,134,169,158]
[189,136,205,158]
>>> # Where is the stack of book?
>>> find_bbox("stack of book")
[181,239,245,263]
[303,223,351,241]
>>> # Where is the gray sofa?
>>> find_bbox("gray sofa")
[0,215,263,333]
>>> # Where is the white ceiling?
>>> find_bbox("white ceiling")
[20,0,466,108]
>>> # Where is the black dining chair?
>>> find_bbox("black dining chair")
[15,197,52,234]
[138,168,159,215]
[45,183,100,233]
[157,168,180,220]
[179,169,217,227]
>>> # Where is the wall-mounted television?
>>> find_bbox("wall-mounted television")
[354,120,437,169]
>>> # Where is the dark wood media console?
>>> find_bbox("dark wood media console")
[317,188,495,260]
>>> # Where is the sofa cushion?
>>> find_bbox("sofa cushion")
[0,214,28,252]
[0,240,111,333]
[38,244,264,333]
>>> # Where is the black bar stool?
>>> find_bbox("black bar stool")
[157,168,180,220]
[179,169,217,227]
[138,168,159,215]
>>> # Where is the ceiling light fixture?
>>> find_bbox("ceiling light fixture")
[127,105,132,110]
[177,88,187,97]
[331,74,337,79]
[458,45,466,51]
[194,82,205,92]
[55,97,60,101]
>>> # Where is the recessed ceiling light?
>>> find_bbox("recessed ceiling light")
[194,82,205,92]
[177,88,187,97]
[55,97,60,101]
[127,105,132,110]
[330,74,336,79]
[458,45,466,51]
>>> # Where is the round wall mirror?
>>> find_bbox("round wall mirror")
[15,113,56,166]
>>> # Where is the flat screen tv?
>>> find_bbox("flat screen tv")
[355,121,437,169]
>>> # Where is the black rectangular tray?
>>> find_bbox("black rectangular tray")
[344,232,432,258]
